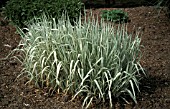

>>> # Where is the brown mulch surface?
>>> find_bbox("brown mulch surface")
[0,6,170,109]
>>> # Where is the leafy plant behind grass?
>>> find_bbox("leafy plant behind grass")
[5,0,83,27]
[14,13,144,108]
[101,9,129,23]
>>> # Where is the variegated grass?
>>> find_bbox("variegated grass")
[13,13,145,108]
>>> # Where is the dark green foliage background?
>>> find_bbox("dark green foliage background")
[5,0,83,27]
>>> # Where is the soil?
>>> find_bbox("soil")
[0,5,170,109]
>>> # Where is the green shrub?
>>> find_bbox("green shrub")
[101,9,129,23]
[14,13,144,108]
[5,0,83,27]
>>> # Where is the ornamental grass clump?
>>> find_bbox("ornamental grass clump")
[15,14,144,108]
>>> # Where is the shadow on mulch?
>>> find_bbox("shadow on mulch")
[139,75,170,95]
[83,0,160,9]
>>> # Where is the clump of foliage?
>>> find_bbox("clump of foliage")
[13,13,144,108]
[5,0,83,27]
[101,9,129,23]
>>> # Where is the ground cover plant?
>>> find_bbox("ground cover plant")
[9,12,145,108]
[101,9,129,23]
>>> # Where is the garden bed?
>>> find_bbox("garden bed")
[0,6,170,108]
